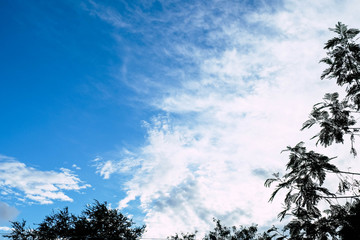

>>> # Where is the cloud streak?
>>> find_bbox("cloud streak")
[0,155,90,204]
[91,0,360,238]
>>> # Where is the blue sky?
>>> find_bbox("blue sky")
[1,0,360,238]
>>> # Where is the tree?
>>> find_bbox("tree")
[168,219,273,240]
[168,232,197,240]
[266,22,360,239]
[203,219,272,240]
[3,200,145,240]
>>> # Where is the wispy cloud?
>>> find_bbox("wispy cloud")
[94,153,141,180]
[83,0,131,28]
[0,226,12,232]
[0,155,90,204]
[91,0,360,238]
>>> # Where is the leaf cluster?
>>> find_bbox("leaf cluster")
[168,219,273,240]
[3,200,145,240]
[302,92,358,154]
[309,22,360,156]
[265,22,360,239]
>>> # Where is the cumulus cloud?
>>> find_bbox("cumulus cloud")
[92,0,360,238]
[0,155,90,204]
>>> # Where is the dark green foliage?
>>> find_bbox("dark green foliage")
[265,142,338,220]
[168,232,197,240]
[80,200,145,239]
[3,220,34,240]
[338,200,360,239]
[266,22,360,239]
[3,200,145,240]
[308,22,360,155]
[302,92,357,151]
[168,219,273,240]
[35,207,78,239]
[203,219,259,240]
[321,22,360,88]
[266,200,360,240]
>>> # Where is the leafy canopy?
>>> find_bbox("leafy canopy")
[168,218,273,240]
[4,200,145,240]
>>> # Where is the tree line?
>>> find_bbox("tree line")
[4,22,360,240]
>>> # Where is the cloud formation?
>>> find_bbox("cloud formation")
[92,0,360,238]
[0,155,90,204]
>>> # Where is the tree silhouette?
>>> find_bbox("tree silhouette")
[168,219,272,240]
[4,200,145,240]
[266,22,360,239]
[168,232,197,240]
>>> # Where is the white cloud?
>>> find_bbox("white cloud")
[72,164,81,170]
[93,0,360,238]
[83,0,130,29]
[0,226,12,232]
[94,151,141,180]
[0,155,90,205]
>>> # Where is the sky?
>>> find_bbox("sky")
[1,0,360,239]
